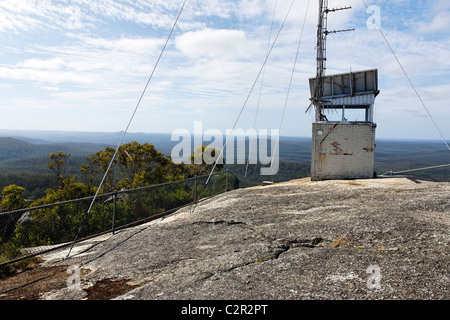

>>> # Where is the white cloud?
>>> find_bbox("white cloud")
[41,86,60,91]
[82,36,165,55]
[0,0,189,33]
[175,28,257,60]
[417,13,450,34]
[0,0,85,32]
[0,66,93,84]
[17,58,66,70]
[0,34,167,88]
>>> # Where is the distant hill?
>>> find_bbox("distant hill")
[0,129,176,156]
[0,137,111,198]
[0,137,105,163]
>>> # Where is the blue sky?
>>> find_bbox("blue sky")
[0,0,449,141]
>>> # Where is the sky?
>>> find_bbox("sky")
[0,0,449,142]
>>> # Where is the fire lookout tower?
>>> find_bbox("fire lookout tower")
[308,0,380,181]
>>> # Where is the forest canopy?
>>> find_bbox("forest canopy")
[0,142,230,264]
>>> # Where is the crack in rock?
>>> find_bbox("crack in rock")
[192,220,245,226]
[272,238,324,260]
[287,237,324,248]
[196,237,325,286]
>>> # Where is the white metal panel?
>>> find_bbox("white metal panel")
[328,93,376,106]
[309,69,379,100]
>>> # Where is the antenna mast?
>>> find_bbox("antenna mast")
[312,0,354,121]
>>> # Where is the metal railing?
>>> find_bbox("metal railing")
[0,170,240,267]
[380,164,450,177]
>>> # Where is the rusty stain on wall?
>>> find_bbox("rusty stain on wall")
[329,141,353,156]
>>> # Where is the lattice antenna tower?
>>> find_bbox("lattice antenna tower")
[312,0,354,121]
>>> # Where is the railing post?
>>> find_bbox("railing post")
[193,176,198,203]
[112,191,117,234]
[225,170,228,192]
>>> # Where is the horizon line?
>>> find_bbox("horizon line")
[0,128,448,144]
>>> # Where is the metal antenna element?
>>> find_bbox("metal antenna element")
[310,0,354,122]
